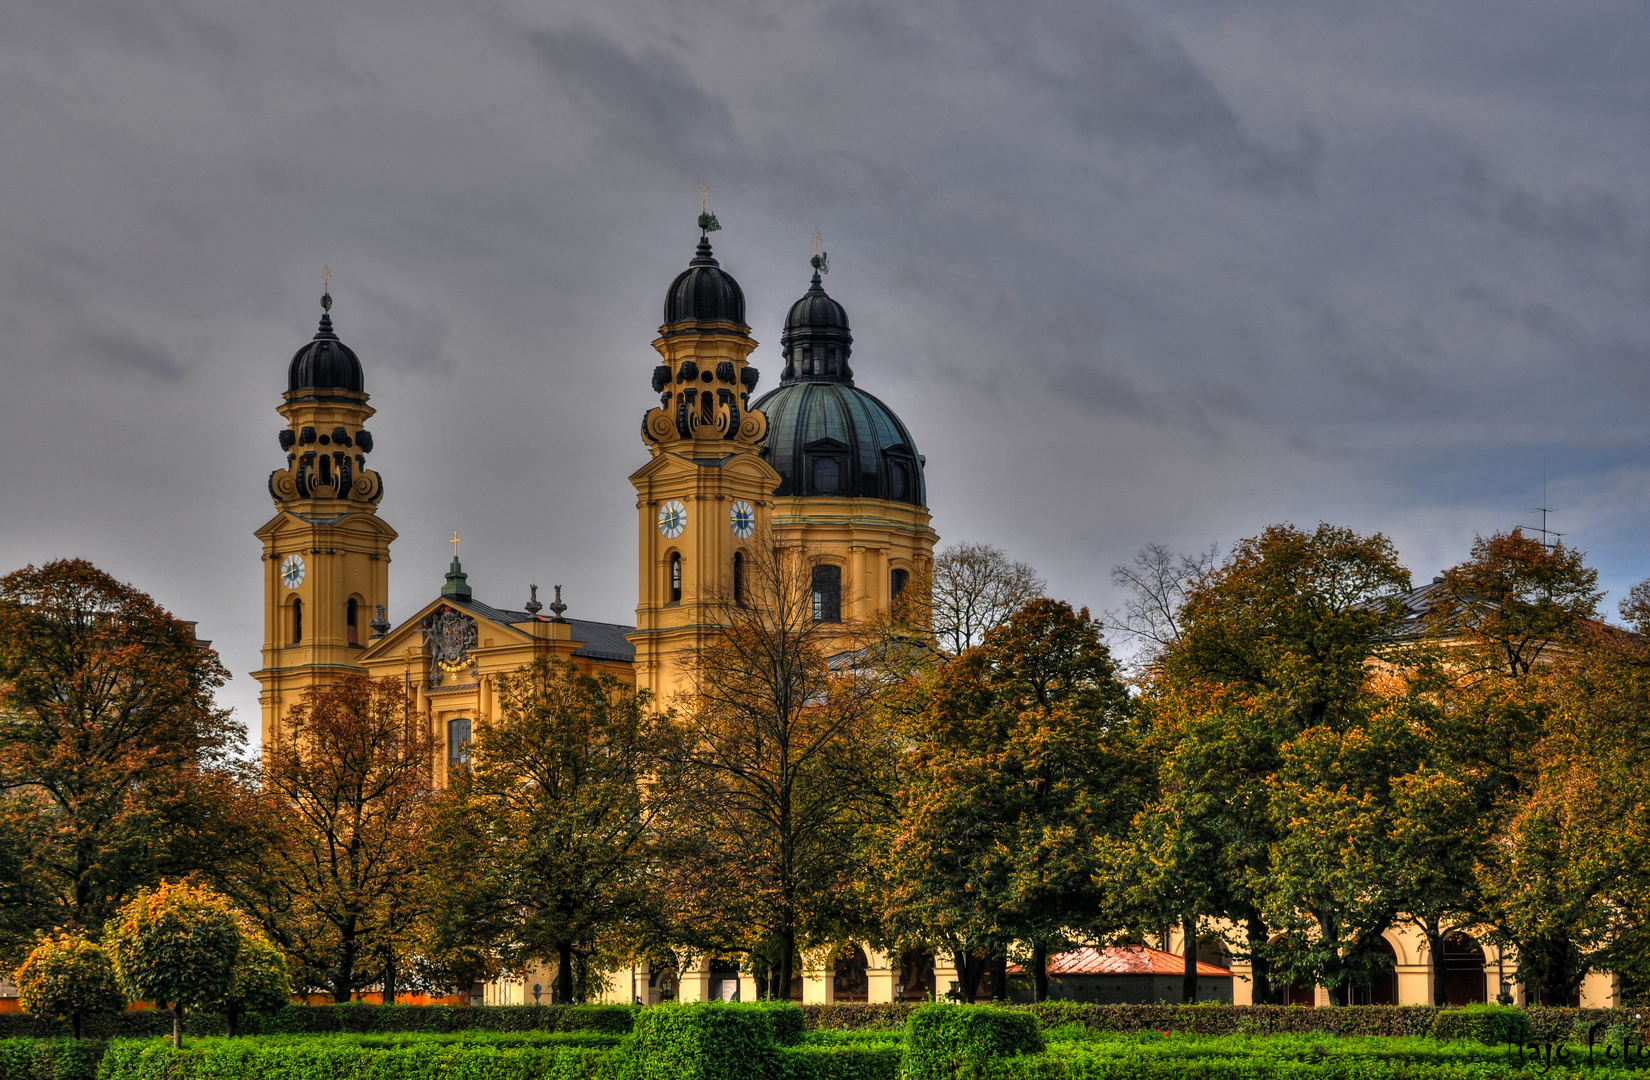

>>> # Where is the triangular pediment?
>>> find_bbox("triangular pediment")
[357,594,536,664]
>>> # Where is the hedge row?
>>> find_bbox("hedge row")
[97,1039,620,1080]
[982,1057,1646,1080]
[0,1039,103,1080]
[0,1002,637,1040]
[796,1003,1648,1040]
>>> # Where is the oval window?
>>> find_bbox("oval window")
[812,457,840,494]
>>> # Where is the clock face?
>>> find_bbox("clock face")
[658,500,687,539]
[280,554,305,590]
[730,501,755,539]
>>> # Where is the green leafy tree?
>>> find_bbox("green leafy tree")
[1144,522,1411,1004]
[425,658,676,1004]
[876,599,1138,1002]
[13,929,124,1038]
[108,881,240,1048]
[213,916,290,1037]
[0,559,255,962]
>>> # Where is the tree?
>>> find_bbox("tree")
[1145,523,1412,1003]
[213,916,290,1037]
[662,540,897,999]
[1107,543,1217,677]
[13,930,124,1039]
[920,543,1045,656]
[238,674,433,1003]
[425,658,675,1004]
[0,560,254,962]
[108,881,240,1048]
[875,599,1138,1002]
[1427,529,1600,679]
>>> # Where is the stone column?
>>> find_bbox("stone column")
[865,947,895,1004]
[802,948,834,1004]
[678,960,712,1003]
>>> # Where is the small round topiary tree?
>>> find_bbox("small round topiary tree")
[108,881,241,1048]
[213,917,291,1037]
[14,930,126,1039]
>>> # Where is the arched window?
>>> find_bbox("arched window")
[891,568,909,602]
[889,460,909,500]
[812,565,841,623]
[318,454,332,485]
[347,597,359,645]
[291,598,303,644]
[733,551,746,607]
[447,716,472,768]
[669,553,682,604]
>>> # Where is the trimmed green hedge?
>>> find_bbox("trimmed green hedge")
[629,1002,808,1080]
[904,1004,1045,1080]
[0,1039,103,1080]
[0,1002,636,1040]
[776,1043,901,1080]
[96,1038,622,1080]
[1433,1005,1535,1046]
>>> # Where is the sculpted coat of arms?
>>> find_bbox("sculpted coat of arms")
[424,606,478,685]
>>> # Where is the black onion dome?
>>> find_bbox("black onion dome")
[663,236,747,331]
[754,381,926,507]
[287,300,363,394]
[780,272,854,384]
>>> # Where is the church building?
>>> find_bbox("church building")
[250,211,937,994]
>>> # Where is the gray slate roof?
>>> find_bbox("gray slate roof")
[442,597,637,663]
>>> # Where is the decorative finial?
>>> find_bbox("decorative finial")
[697,182,721,235]
[320,265,333,311]
[525,584,542,616]
[451,531,463,557]
[370,603,390,639]
[549,585,567,621]
[809,229,828,276]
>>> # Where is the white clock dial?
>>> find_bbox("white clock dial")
[730,501,755,539]
[280,554,306,590]
[657,500,687,539]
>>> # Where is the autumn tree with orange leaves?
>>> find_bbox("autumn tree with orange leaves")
[0,559,254,964]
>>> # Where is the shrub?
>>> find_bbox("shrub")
[0,1038,105,1080]
[210,920,290,1037]
[802,1004,918,1030]
[629,1002,804,1080]
[106,882,242,1048]
[904,1003,1044,1080]
[0,1001,639,1040]
[776,1043,902,1080]
[12,932,124,1040]
[1433,1003,1534,1045]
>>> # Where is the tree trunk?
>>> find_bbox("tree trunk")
[1246,916,1277,1005]
[384,945,397,1006]
[557,941,575,1004]
[227,1008,240,1039]
[1032,942,1049,1003]
[335,917,357,1005]
[71,1015,82,1040]
[778,928,796,1002]
[954,950,987,1002]
[1182,916,1200,1004]
[988,947,1007,1002]
[173,1004,184,1050]
[1426,925,1448,1007]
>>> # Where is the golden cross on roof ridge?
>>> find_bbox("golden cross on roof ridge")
[700,182,710,213]
[451,531,462,557]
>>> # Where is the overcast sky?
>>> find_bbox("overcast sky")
[3,0,1648,740]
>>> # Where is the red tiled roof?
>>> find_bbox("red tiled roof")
[1009,946,1232,978]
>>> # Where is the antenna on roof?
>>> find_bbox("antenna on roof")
[1518,460,1564,551]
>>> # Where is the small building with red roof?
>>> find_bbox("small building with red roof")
[1006,946,1234,1004]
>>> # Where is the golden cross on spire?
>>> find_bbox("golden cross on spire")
[811,228,822,257]
[451,531,463,557]
[321,265,331,291]
[700,182,710,213]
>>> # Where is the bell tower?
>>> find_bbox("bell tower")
[252,282,396,751]
[629,201,782,703]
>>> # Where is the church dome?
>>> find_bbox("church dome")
[756,272,923,506]
[663,236,747,330]
[287,295,363,395]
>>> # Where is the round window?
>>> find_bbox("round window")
[812,457,840,494]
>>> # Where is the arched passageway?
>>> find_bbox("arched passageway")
[833,947,869,1001]
[1349,936,1398,1005]
[1442,930,1486,1005]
